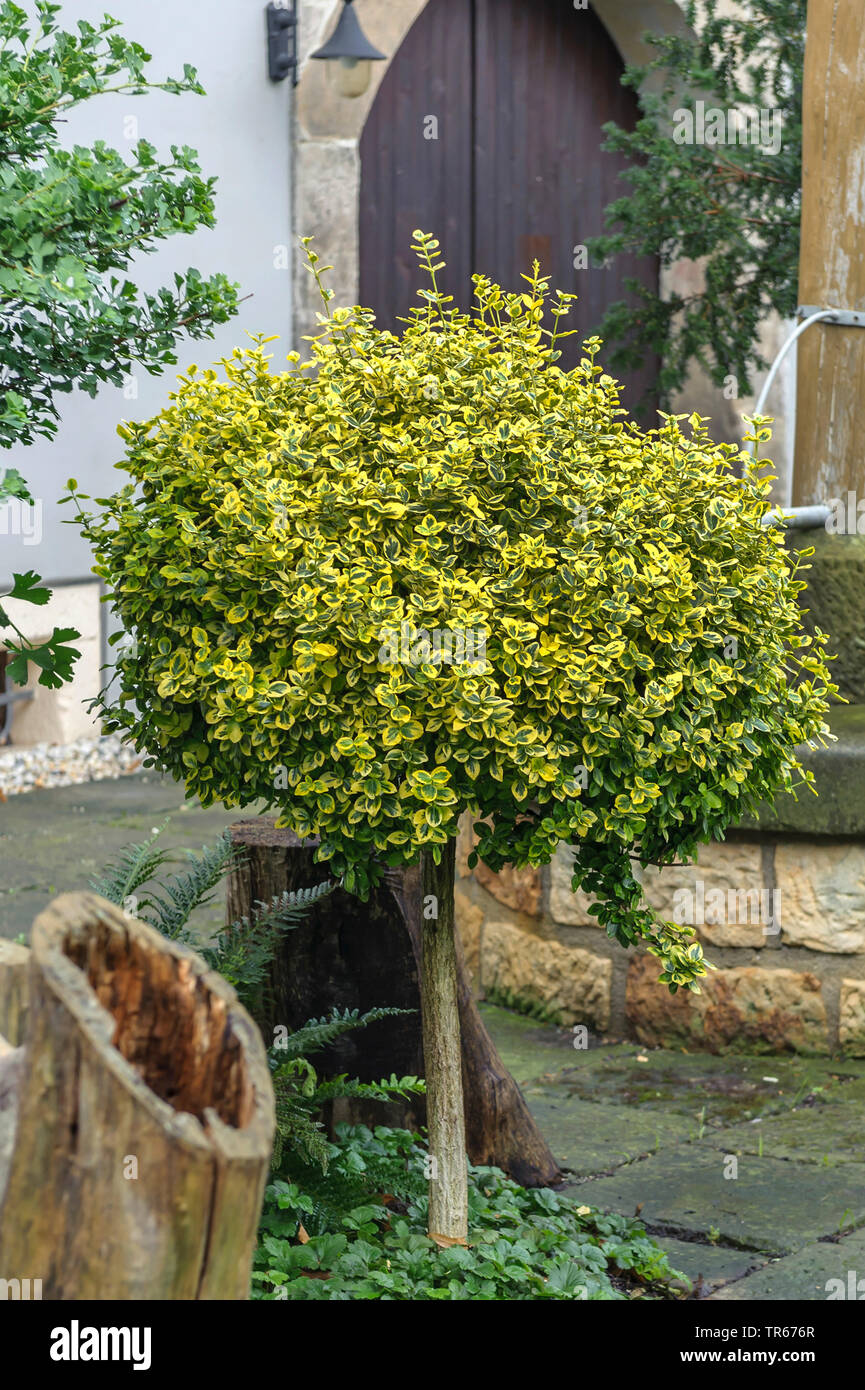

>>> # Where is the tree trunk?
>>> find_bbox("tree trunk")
[225,819,562,1188]
[0,892,274,1300]
[419,841,468,1239]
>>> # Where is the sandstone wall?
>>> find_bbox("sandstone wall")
[456,817,865,1055]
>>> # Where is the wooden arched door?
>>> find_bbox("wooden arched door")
[359,0,658,413]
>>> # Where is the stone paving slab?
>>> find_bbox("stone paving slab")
[697,1102,865,1167]
[522,1093,695,1177]
[709,1228,865,1301]
[0,772,246,939]
[571,1149,865,1255]
[484,1015,865,1120]
[652,1236,767,1293]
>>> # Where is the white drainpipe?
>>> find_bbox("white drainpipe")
[747,305,865,529]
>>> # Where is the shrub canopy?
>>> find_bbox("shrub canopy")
[77,233,835,991]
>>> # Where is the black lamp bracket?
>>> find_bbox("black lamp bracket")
[266,1,298,85]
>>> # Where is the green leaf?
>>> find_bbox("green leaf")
[6,571,51,606]
[5,628,82,689]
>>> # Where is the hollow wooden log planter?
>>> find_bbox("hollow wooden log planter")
[226,819,561,1189]
[0,893,274,1300]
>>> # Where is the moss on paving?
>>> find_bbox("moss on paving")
[650,1237,766,1290]
[696,1099,865,1167]
[524,1093,694,1177]
[569,1149,865,1256]
[480,1000,865,1296]
[483,1005,857,1126]
[476,1002,577,1081]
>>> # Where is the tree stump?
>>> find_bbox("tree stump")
[0,893,274,1300]
[226,819,562,1187]
[225,819,426,1132]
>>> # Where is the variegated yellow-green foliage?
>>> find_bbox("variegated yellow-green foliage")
[74,233,835,992]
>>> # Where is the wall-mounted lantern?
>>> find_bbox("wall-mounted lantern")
[311,1,385,99]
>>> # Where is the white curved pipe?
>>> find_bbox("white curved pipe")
[751,308,838,422]
[761,503,832,529]
[746,308,840,521]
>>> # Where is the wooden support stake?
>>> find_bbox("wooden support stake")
[419,841,468,1239]
[793,0,865,503]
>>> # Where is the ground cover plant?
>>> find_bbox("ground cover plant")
[73,232,835,1238]
[254,1123,687,1302]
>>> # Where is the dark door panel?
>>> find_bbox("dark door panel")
[359,0,658,412]
[359,0,473,331]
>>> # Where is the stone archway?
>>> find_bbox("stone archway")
[292,0,693,347]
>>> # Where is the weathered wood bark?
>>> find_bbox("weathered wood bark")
[0,1036,22,1201]
[0,939,29,1047]
[226,819,562,1188]
[0,893,274,1300]
[419,842,468,1239]
[794,0,865,503]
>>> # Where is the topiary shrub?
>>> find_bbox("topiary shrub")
[73,232,835,1238]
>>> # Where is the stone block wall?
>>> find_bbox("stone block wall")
[455,817,865,1055]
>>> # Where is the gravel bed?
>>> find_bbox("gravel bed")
[0,735,144,798]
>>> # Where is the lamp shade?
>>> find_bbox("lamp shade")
[311,1,385,63]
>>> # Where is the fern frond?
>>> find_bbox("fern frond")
[89,821,173,906]
[141,830,237,939]
[313,1074,426,1105]
[270,1012,418,1179]
[271,1006,412,1063]
[227,880,336,938]
[200,879,337,1010]
[279,1137,428,1225]
[271,1101,330,1173]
